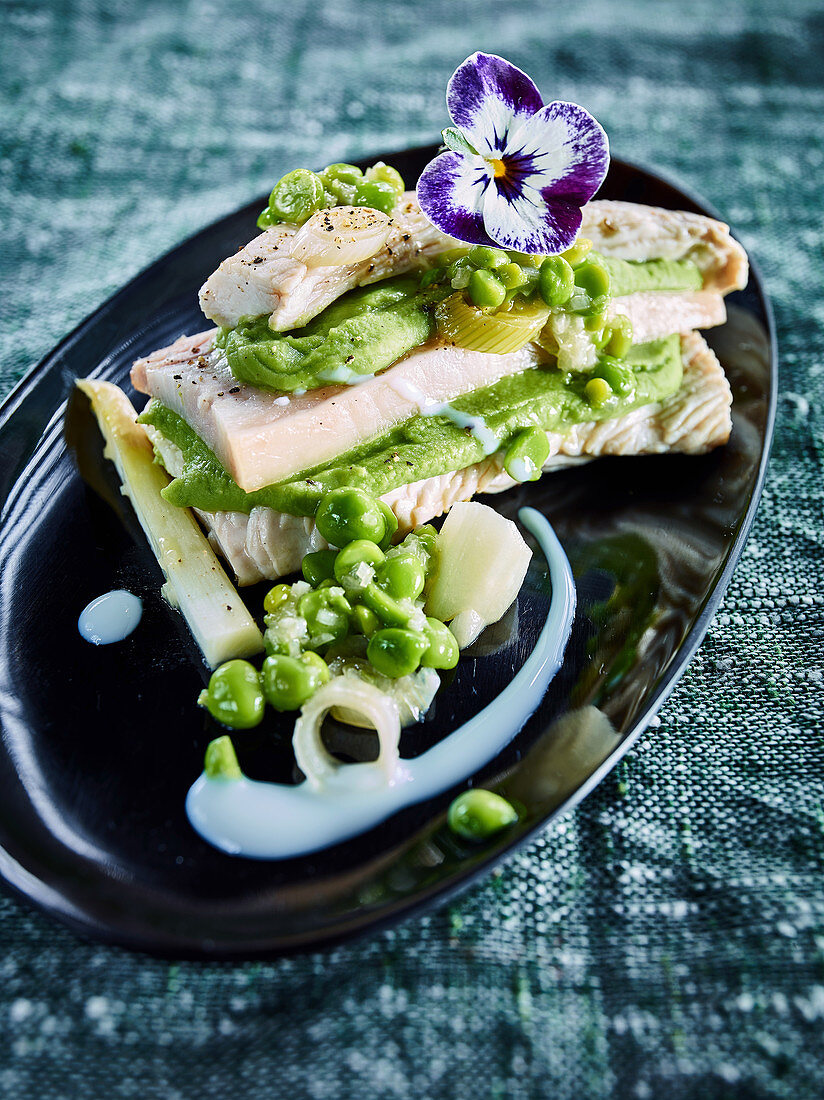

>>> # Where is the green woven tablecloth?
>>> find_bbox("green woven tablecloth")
[1,1,822,1095]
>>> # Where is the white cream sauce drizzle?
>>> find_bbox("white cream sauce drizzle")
[386,376,499,455]
[78,590,143,645]
[186,508,576,859]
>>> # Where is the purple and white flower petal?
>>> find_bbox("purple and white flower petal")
[446,52,544,159]
[418,53,610,254]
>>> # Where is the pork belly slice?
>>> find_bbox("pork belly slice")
[582,200,748,294]
[199,192,457,332]
[146,332,730,585]
[131,331,542,493]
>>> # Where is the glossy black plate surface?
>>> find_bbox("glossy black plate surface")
[0,151,775,958]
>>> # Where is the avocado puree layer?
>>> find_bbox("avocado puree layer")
[218,276,448,391]
[140,335,682,519]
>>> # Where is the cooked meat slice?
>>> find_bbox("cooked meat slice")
[582,200,748,294]
[198,192,456,332]
[146,332,730,584]
[131,331,541,493]
[610,289,727,343]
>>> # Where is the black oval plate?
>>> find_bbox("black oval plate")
[0,151,775,958]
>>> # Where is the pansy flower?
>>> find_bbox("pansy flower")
[418,52,609,255]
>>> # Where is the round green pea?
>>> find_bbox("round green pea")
[298,588,351,650]
[315,488,386,548]
[376,554,426,601]
[411,524,438,555]
[367,628,428,678]
[365,161,405,195]
[302,549,338,587]
[538,256,575,307]
[267,169,326,226]
[504,427,550,483]
[378,502,398,550]
[263,583,292,614]
[574,258,611,300]
[354,179,397,214]
[198,659,265,730]
[421,617,459,670]
[262,653,322,712]
[584,377,614,407]
[605,314,634,359]
[468,268,506,310]
[447,789,518,840]
[467,245,508,269]
[334,539,385,587]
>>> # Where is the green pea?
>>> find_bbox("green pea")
[367,628,428,678]
[509,251,543,268]
[262,654,322,711]
[198,659,265,730]
[263,583,292,614]
[266,169,326,226]
[596,358,635,397]
[538,256,575,307]
[584,377,614,406]
[376,554,426,601]
[574,258,611,300]
[583,298,609,326]
[322,162,363,185]
[299,650,330,685]
[315,488,386,548]
[447,789,518,840]
[302,549,338,587]
[298,588,351,650]
[334,539,385,588]
[504,427,550,482]
[467,245,508,269]
[605,314,634,358]
[204,735,243,780]
[325,635,369,661]
[561,237,593,266]
[498,261,527,290]
[353,604,381,637]
[365,161,405,195]
[468,269,506,310]
[421,617,459,670]
[411,524,438,555]
[361,581,417,628]
[354,179,397,214]
[378,502,398,550]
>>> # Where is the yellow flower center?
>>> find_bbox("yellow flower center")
[490,158,507,178]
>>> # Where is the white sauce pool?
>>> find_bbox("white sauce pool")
[78,590,143,645]
[186,508,576,859]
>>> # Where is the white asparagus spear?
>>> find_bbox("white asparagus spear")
[76,379,263,668]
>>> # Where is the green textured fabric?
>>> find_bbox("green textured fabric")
[1,1,823,1096]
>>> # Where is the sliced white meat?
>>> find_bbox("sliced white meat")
[582,200,748,294]
[131,332,542,493]
[199,192,457,332]
[610,289,727,343]
[146,332,731,585]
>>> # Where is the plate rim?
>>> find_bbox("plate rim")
[0,151,777,959]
